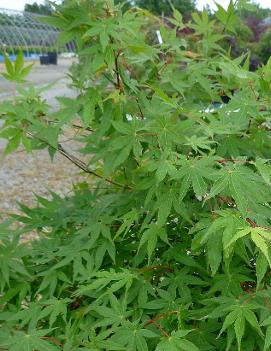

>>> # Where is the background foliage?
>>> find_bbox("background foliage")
[115,0,196,16]
[1,0,271,350]
[20,0,271,69]
[24,0,53,15]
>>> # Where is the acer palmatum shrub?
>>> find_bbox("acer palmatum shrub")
[0,1,271,350]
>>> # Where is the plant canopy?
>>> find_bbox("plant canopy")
[0,1,271,350]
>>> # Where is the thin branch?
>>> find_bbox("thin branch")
[144,310,179,337]
[217,158,252,165]
[41,336,63,347]
[248,80,259,101]
[72,123,94,132]
[114,51,121,89]
[113,49,124,92]
[246,217,271,231]
[27,132,131,190]
[151,321,169,337]
[136,98,144,120]
[57,144,131,189]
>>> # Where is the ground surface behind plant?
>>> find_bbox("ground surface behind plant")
[0,59,84,216]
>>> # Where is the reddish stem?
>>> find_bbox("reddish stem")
[139,265,174,273]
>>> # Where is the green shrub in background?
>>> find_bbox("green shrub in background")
[0,46,59,56]
[115,0,196,16]
[257,28,271,65]
[1,1,271,350]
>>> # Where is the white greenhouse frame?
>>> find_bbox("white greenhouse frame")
[0,8,76,55]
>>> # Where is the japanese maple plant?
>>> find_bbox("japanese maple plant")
[0,1,271,350]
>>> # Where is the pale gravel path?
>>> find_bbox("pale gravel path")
[0,59,86,216]
[0,149,85,215]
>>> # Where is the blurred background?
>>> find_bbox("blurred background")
[1,0,271,74]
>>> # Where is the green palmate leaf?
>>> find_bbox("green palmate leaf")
[225,227,251,247]
[251,231,271,266]
[227,227,271,265]
[191,11,212,36]
[155,330,198,351]
[0,238,31,289]
[114,208,139,240]
[15,51,24,74]
[93,295,131,328]
[110,322,157,350]
[184,135,215,154]
[0,330,59,351]
[170,8,185,29]
[219,309,240,337]
[243,309,264,337]
[4,131,21,154]
[82,328,125,350]
[208,164,270,216]
[4,54,14,76]
[76,269,138,297]
[138,224,168,260]
[264,325,271,351]
[218,306,263,350]
[234,313,245,351]
[156,190,174,226]
[215,1,237,33]
[1,52,33,83]
[254,159,271,186]
[207,231,222,276]
[0,282,30,305]
[173,156,216,197]
[20,64,34,79]
[195,210,246,272]
[40,298,70,327]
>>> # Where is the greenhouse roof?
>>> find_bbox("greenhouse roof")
[0,8,75,54]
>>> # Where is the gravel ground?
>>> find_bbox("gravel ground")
[0,148,85,216]
[0,59,86,217]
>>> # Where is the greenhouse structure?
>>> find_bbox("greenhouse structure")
[0,7,75,61]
